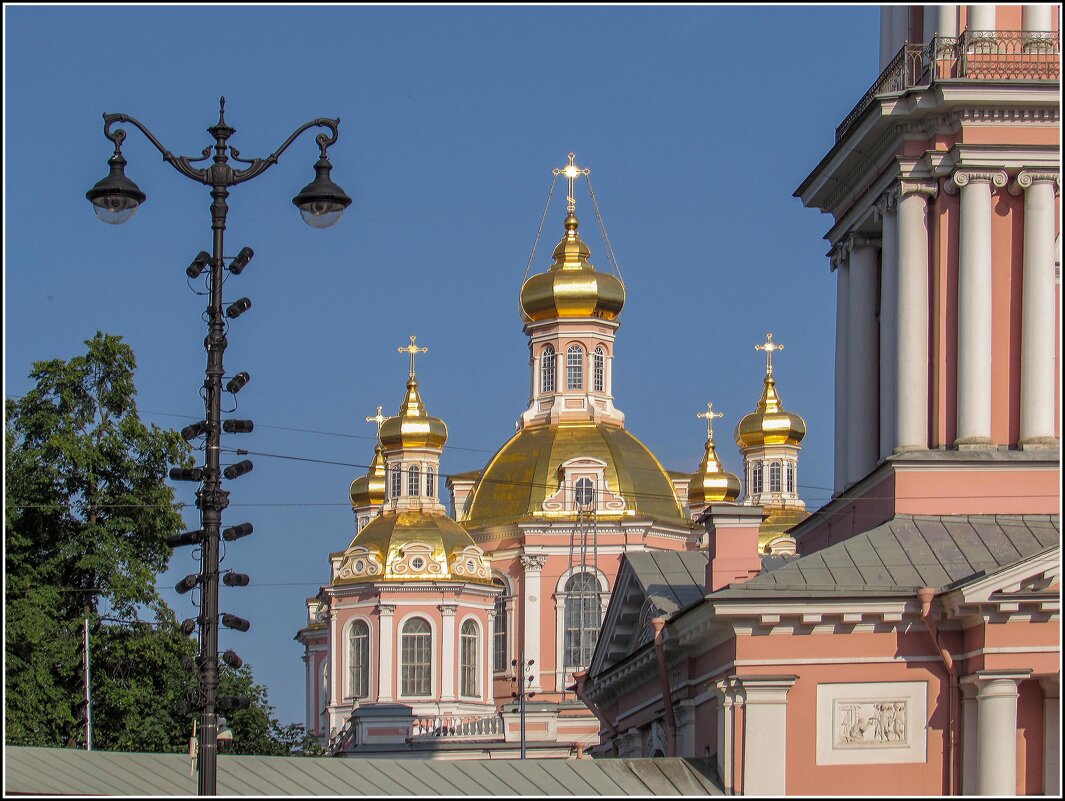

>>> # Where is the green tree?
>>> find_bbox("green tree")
[218,663,325,757]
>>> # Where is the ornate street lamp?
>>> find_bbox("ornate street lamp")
[86,97,351,796]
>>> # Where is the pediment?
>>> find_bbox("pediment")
[943,546,1060,619]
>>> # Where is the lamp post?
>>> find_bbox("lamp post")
[86,97,351,796]
[510,654,536,759]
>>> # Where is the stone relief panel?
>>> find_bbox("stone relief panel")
[835,700,908,747]
[816,681,926,765]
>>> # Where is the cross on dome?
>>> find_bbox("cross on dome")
[552,152,590,214]
[365,404,386,434]
[756,333,783,376]
[697,402,724,442]
[398,336,428,378]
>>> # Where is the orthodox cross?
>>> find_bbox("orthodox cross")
[398,335,428,378]
[697,402,724,442]
[365,405,386,436]
[553,152,590,214]
[756,333,783,376]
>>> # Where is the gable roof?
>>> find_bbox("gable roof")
[3,747,723,796]
[625,551,709,616]
[713,514,1059,598]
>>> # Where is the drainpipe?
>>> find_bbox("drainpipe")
[918,587,958,795]
[652,618,678,757]
[573,669,620,756]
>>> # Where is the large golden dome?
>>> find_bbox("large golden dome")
[519,213,625,323]
[336,510,492,585]
[462,423,686,528]
[735,375,806,448]
[688,436,741,505]
[349,443,386,507]
[379,377,448,450]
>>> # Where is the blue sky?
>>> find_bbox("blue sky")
[5,4,880,727]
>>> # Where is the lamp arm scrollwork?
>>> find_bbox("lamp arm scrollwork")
[231,118,341,185]
[102,113,211,184]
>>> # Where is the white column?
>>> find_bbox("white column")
[964,670,1031,795]
[1041,677,1059,796]
[714,679,738,794]
[439,604,457,701]
[328,609,339,709]
[833,246,850,493]
[741,676,797,796]
[960,680,979,794]
[1011,171,1061,448]
[846,234,881,484]
[880,7,896,69]
[376,604,395,702]
[303,653,314,733]
[485,609,496,704]
[520,554,547,691]
[1021,5,1051,33]
[949,169,1006,449]
[895,179,937,452]
[967,4,995,31]
[532,350,540,399]
[876,190,899,460]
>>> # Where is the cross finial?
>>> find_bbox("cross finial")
[398,335,428,378]
[552,152,591,214]
[365,405,386,435]
[697,402,725,442]
[755,332,783,376]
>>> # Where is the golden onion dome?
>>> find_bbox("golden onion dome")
[519,213,625,323]
[462,423,686,528]
[735,375,807,448]
[337,510,493,585]
[688,436,741,505]
[349,443,387,507]
[379,377,448,450]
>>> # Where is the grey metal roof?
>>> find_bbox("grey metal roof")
[4,746,723,796]
[625,550,708,615]
[714,514,1059,598]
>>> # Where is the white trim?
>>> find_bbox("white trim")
[341,615,374,702]
[554,565,610,690]
[458,614,483,701]
[396,612,437,701]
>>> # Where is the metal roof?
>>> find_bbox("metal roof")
[4,746,723,796]
[625,550,708,616]
[714,514,1059,598]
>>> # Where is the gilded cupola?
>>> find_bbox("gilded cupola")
[689,403,741,506]
[379,337,448,451]
[735,334,807,448]
[350,443,387,508]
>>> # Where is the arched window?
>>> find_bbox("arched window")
[401,618,432,696]
[408,465,420,497]
[348,620,369,699]
[425,466,435,498]
[752,463,763,495]
[566,345,584,390]
[593,347,606,392]
[541,346,556,393]
[390,465,402,498]
[492,580,508,672]
[785,462,795,494]
[460,620,479,697]
[563,572,601,669]
[358,516,369,531]
[575,477,595,508]
[770,462,782,493]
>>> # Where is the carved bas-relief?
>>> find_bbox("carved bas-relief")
[816,682,926,765]
[335,546,384,581]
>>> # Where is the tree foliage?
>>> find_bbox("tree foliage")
[6,332,316,755]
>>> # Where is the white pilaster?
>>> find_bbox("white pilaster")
[876,190,899,460]
[328,609,339,709]
[439,604,457,701]
[303,653,314,733]
[1011,171,1061,448]
[376,604,395,702]
[895,179,937,453]
[485,609,496,705]
[960,680,979,794]
[714,679,739,794]
[741,676,797,796]
[1021,5,1051,33]
[520,554,547,692]
[967,4,995,31]
[1041,677,1059,796]
[846,234,881,485]
[963,670,1032,795]
[833,246,850,494]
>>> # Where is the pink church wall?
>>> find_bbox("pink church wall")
[932,186,960,448]
[1016,679,1045,794]
[992,187,1023,445]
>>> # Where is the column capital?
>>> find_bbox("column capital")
[830,240,850,269]
[897,178,938,200]
[872,187,899,220]
[962,668,1033,697]
[438,603,457,617]
[376,603,396,617]
[519,553,548,572]
[945,168,1008,195]
[734,674,798,704]
[1009,169,1062,196]
[846,233,882,251]
[1039,676,1059,699]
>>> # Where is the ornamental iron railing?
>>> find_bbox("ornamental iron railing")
[410,713,505,739]
[836,29,1060,142]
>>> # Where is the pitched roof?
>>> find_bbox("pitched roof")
[4,747,723,796]
[625,550,708,616]
[713,514,1059,598]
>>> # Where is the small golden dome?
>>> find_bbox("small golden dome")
[519,214,625,322]
[349,443,387,507]
[735,375,807,448]
[688,437,741,505]
[379,377,448,450]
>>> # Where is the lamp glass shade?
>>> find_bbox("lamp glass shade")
[86,153,146,225]
[292,155,351,229]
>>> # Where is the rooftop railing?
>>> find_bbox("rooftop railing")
[836,29,1061,142]
[410,713,505,740]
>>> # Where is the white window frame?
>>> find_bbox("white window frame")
[345,617,372,700]
[390,464,402,499]
[752,463,763,495]
[593,346,606,392]
[408,465,421,497]
[541,346,556,393]
[426,465,435,498]
[770,461,782,493]
[398,615,435,698]
[553,566,609,687]
[459,618,480,699]
[566,345,584,390]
